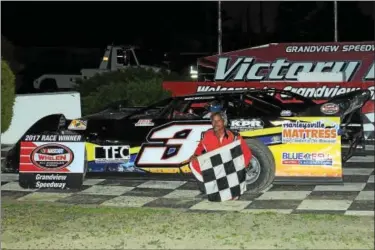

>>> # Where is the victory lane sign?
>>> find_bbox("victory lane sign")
[19,134,86,189]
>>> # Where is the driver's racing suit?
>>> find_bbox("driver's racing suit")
[191,128,252,197]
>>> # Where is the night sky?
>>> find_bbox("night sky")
[1,1,374,94]
[2,1,374,51]
[2,2,219,48]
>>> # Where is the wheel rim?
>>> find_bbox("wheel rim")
[246,156,261,185]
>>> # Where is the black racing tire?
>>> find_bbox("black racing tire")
[196,180,206,194]
[245,139,275,194]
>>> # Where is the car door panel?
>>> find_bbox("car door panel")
[135,120,212,168]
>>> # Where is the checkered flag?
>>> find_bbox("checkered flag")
[190,140,247,202]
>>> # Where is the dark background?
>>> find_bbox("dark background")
[1,1,374,91]
[2,1,374,50]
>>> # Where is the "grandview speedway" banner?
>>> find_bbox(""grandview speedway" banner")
[163,42,374,140]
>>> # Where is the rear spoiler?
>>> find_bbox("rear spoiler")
[300,89,372,119]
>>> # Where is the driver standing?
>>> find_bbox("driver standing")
[189,110,252,199]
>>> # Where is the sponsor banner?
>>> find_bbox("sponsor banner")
[164,81,374,102]
[19,140,85,189]
[19,141,85,173]
[212,57,374,82]
[281,120,339,144]
[19,173,84,189]
[282,152,333,166]
[198,42,374,82]
[285,44,375,53]
[269,116,342,178]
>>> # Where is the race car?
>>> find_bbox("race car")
[5,88,372,192]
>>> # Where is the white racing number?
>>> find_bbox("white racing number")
[136,122,212,166]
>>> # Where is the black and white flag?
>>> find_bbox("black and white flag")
[190,140,247,202]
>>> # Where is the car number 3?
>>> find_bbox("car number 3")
[136,123,212,166]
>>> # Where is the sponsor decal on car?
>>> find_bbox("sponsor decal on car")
[280,110,292,116]
[282,120,338,144]
[230,119,264,131]
[31,144,74,170]
[68,120,87,130]
[135,119,155,127]
[320,103,340,115]
[184,96,215,100]
[282,152,333,166]
[258,135,282,145]
[118,156,145,173]
[94,145,130,163]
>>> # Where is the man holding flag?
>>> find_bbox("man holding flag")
[189,108,252,201]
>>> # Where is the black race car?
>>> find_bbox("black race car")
[5,88,371,192]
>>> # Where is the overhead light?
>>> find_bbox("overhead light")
[190,65,198,79]
[190,66,198,74]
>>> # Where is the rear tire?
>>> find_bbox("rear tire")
[245,139,275,194]
[196,180,205,194]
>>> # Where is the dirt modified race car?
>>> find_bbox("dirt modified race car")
[6,88,372,192]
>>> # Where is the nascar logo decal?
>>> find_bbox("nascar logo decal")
[31,144,74,170]
[320,103,340,115]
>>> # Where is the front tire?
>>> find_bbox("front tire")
[245,139,275,193]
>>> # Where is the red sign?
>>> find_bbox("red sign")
[163,81,373,103]
[163,42,375,139]
[198,42,375,82]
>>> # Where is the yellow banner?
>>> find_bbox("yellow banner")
[271,116,342,178]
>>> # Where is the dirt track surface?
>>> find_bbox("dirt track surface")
[2,199,374,249]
